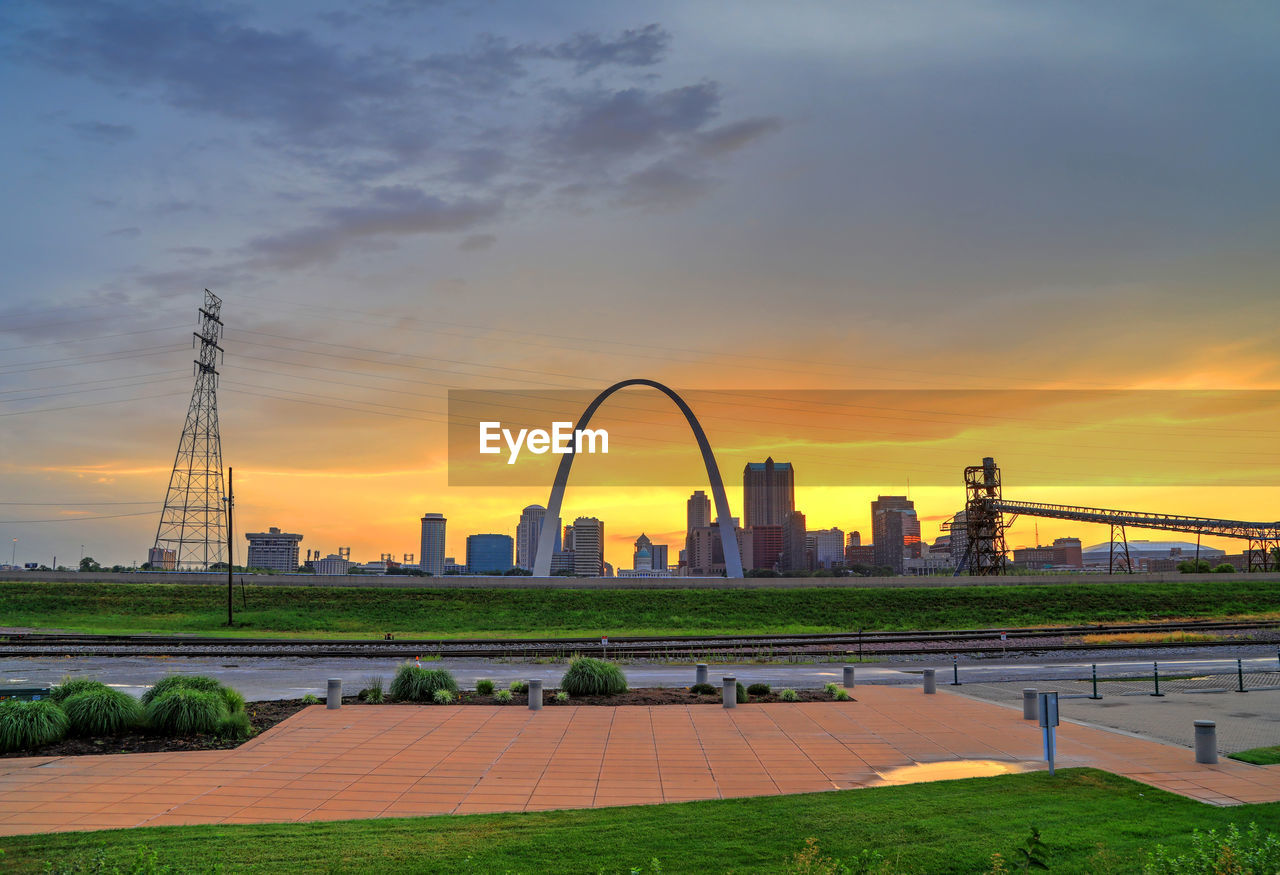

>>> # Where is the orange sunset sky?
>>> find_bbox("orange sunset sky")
[2,3,1278,570]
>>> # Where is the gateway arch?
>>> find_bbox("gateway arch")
[532,379,744,578]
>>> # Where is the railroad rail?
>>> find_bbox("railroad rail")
[2,619,1277,659]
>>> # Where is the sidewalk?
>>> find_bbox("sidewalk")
[2,686,1277,836]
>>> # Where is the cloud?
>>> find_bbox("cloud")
[619,160,713,207]
[458,233,496,252]
[695,117,783,157]
[244,186,502,269]
[68,120,136,143]
[547,24,670,74]
[105,226,141,238]
[549,83,721,158]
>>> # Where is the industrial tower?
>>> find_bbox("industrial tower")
[153,290,228,571]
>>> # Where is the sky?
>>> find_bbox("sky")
[1,1,1278,570]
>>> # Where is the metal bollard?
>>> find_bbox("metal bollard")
[327,678,342,709]
[696,663,708,686]
[1194,720,1218,764]
[1237,658,1246,693]
[1089,664,1101,700]
[1152,661,1164,697]
[922,669,936,694]
[1023,688,1038,720]
[722,676,737,708]
[528,679,542,711]
[951,657,962,686]
[843,665,855,688]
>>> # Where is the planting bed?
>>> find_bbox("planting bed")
[1,688,849,758]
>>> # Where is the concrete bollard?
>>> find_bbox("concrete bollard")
[696,663,708,686]
[922,669,936,694]
[843,665,855,688]
[722,676,737,708]
[528,679,542,711]
[1023,688,1038,720]
[327,678,342,709]
[1194,720,1218,764]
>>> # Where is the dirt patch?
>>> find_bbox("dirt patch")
[2,688,850,758]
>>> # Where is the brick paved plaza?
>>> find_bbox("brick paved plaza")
[2,685,1278,836]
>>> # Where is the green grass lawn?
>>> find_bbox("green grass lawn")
[1230,745,1280,765]
[1,579,1279,639]
[0,770,1276,873]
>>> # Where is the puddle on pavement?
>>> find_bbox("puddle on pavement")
[874,760,1038,785]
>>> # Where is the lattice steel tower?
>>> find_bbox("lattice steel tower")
[153,290,227,570]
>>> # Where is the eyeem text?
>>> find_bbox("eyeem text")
[479,421,609,464]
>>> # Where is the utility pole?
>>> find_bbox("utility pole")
[226,467,234,626]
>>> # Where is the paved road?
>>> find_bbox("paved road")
[5,654,1279,701]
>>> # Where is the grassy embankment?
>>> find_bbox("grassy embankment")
[0,770,1277,873]
[1,579,1278,639]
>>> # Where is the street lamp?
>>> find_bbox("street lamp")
[10,538,16,566]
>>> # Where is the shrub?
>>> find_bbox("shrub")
[554,690,569,704]
[823,682,840,696]
[494,689,513,704]
[214,710,254,740]
[476,678,496,695]
[140,675,222,706]
[390,664,458,701]
[63,687,143,736]
[779,689,800,702]
[145,689,227,736]
[364,676,385,704]
[736,682,748,704]
[747,683,771,696]
[509,680,529,694]
[0,699,68,752]
[561,656,628,697]
[432,689,454,704]
[49,677,109,704]
[1145,822,1280,874]
[301,694,320,705]
[833,688,851,701]
[689,682,717,695]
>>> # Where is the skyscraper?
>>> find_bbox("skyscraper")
[780,510,808,572]
[871,496,915,575]
[569,517,604,576]
[808,527,845,569]
[516,505,552,570]
[420,513,446,576]
[743,458,794,528]
[245,526,302,573]
[686,490,711,533]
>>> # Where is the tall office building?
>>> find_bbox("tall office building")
[516,505,555,570]
[750,524,783,571]
[466,534,514,574]
[743,458,794,528]
[871,496,915,575]
[245,527,303,573]
[808,527,845,569]
[780,510,808,572]
[650,543,669,572]
[687,518,751,576]
[686,491,711,533]
[569,517,604,576]
[420,513,446,576]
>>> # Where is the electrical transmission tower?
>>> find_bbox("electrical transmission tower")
[153,290,227,571]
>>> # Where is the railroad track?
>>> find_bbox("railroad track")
[2,619,1277,659]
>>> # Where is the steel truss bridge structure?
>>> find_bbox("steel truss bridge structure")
[957,457,1280,575]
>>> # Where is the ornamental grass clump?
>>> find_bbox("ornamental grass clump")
[50,677,110,704]
[140,675,223,706]
[63,687,144,736]
[553,690,569,704]
[778,689,800,702]
[509,680,528,694]
[363,676,385,704]
[432,689,454,704]
[493,689,513,704]
[215,710,254,740]
[561,656,627,697]
[736,682,749,704]
[390,663,458,702]
[145,688,227,736]
[747,683,771,696]
[689,682,717,695]
[475,679,495,695]
[0,699,68,753]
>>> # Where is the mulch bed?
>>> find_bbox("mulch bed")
[3,688,850,759]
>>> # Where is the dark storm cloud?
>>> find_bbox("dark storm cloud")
[243,186,502,269]
[68,120,136,143]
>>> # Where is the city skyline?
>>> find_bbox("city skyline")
[3,2,1279,569]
